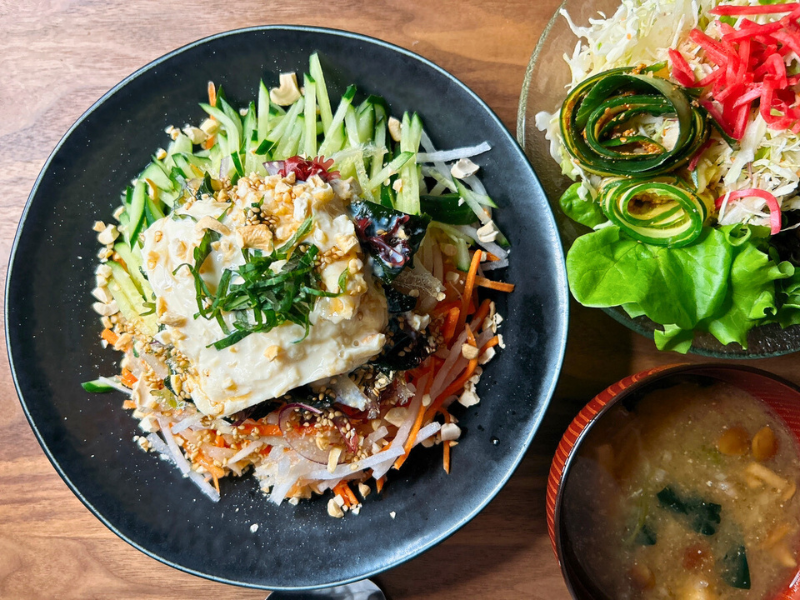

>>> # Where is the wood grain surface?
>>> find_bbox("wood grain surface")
[2,1,800,598]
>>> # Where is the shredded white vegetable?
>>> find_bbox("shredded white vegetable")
[535,0,800,228]
[416,141,491,163]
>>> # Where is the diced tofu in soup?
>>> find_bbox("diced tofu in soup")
[562,381,800,600]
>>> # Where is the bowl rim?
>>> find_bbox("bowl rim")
[5,24,570,591]
[550,363,800,599]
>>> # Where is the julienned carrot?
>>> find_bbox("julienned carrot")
[433,300,460,317]
[215,434,226,448]
[456,250,482,335]
[240,420,282,437]
[407,362,432,385]
[470,299,492,331]
[333,481,354,507]
[202,135,216,150]
[424,360,478,421]
[486,252,501,261]
[101,328,119,346]
[474,276,515,293]
[480,336,500,356]
[197,454,225,479]
[464,322,477,347]
[442,306,460,345]
[208,81,217,107]
[343,483,358,506]
[394,370,435,470]
[120,368,138,387]
[122,399,137,410]
[443,414,451,474]
[376,475,386,494]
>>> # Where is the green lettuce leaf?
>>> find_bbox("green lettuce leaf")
[705,227,793,347]
[566,224,797,352]
[777,270,800,328]
[558,182,607,228]
[567,226,732,330]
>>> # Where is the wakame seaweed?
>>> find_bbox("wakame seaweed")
[657,486,722,536]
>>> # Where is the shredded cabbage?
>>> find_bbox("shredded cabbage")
[536,0,800,231]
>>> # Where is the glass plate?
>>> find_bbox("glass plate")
[517,0,800,358]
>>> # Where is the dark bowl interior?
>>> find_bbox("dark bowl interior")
[554,364,800,600]
[5,26,569,590]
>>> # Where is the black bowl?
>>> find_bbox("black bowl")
[5,26,569,590]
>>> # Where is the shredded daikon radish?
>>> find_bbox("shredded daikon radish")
[416,141,491,163]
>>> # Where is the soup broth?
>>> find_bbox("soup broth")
[563,381,800,600]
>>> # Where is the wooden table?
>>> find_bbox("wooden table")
[2,1,800,598]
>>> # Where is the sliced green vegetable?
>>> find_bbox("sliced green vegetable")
[396,112,423,214]
[140,161,174,191]
[276,117,304,160]
[171,153,196,179]
[269,96,304,149]
[167,133,193,159]
[107,262,158,335]
[356,100,375,148]
[371,109,388,181]
[200,102,241,152]
[366,152,413,192]
[599,176,708,248]
[309,53,333,132]
[344,105,373,200]
[218,97,243,143]
[126,180,147,247]
[241,101,257,156]
[560,67,710,176]
[453,178,489,224]
[303,73,318,158]
[257,80,271,142]
[113,242,150,297]
[81,379,116,393]
[420,193,478,225]
[318,85,357,158]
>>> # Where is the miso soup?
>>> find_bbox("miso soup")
[562,381,800,600]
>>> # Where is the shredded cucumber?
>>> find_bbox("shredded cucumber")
[268,96,304,146]
[99,53,509,344]
[318,85,356,158]
[310,53,333,131]
[396,113,424,214]
[200,103,241,152]
[257,80,271,142]
[344,105,373,201]
[113,242,151,298]
[82,379,116,393]
[303,74,318,158]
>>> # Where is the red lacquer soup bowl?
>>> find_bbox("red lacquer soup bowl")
[547,364,800,600]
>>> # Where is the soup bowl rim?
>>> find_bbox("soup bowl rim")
[549,362,800,600]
